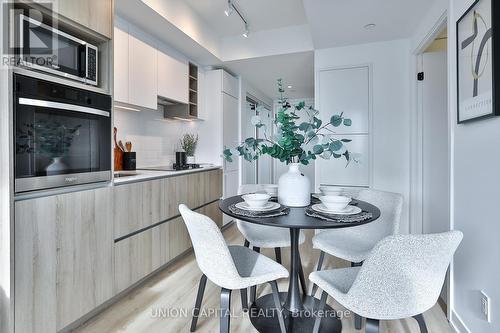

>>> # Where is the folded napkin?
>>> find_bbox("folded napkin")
[228,203,289,218]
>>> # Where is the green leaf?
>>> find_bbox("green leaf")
[313,117,322,129]
[313,145,324,154]
[306,130,316,139]
[299,122,310,131]
[296,101,306,110]
[330,140,343,151]
[343,118,352,126]
[330,115,343,127]
[223,148,233,162]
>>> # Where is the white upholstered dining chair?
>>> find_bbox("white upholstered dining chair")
[179,204,288,333]
[237,184,307,302]
[310,231,463,333]
[310,189,403,299]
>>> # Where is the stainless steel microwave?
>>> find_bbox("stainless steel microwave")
[14,73,112,193]
[19,14,98,86]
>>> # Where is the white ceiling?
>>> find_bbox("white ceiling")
[303,0,437,49]
[224,51,314,99]
[184,0,308,38]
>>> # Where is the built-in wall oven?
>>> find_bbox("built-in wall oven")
[14,73,112,193]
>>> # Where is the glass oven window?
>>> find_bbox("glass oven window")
[15,106,109,178]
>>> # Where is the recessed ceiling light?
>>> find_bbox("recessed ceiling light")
[287,85,293,89]
[364,23,376,30]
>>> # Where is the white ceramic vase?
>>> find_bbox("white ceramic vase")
[46,157,66,175]
[278,163,311,207]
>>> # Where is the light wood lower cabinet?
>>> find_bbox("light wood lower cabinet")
[15,187,113,332]
[114,169,223,240]
[14,169,222,332]
[113,200,222,294]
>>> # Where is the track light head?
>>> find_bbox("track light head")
[224,0,233,16]
[243,23,249,38]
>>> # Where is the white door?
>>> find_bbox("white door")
[422,51,449,235]
[316,66,370,188]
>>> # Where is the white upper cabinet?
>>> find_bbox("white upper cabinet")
[128,32,158,110]
[113,26,129,104]
[222,71,239,98]
[157,51,189,103]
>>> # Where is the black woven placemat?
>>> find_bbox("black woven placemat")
[305,206,373,223]
[228,203,290,218]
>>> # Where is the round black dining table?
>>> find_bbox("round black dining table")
[219,195,381,333]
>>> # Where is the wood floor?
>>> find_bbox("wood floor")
[75,224,452,333]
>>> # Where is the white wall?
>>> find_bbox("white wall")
[448,0,500,332]
[315,39,412,232]
[114,109,202,167]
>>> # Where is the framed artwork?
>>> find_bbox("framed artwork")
[457,0,500,123]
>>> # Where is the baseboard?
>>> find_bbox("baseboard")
[450,310,471,333]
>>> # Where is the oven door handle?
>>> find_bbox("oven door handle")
[18,98,110,117]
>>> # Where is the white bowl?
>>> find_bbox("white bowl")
[319,195,351,211]
[262,184,278,196]
[319,186,344,196]
[242,193,271,208]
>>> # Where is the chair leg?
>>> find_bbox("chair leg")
[413,314,428,333]
[240,289,248,312]
[243,239,250,248]
[190,274,207,332]
[311,251,325,296]
[250,247,261,303]
[274,247,282,264]
[354,313,363,330]
[269,281,287,333]
[298,252,307,296]
[220,288,232,333]
[312,291,328,333]
[365,318,380,333]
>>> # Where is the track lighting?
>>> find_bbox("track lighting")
[224,0,233,16]
[223,0,249,38]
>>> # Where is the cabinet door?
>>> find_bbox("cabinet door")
[114,229,153,293]
[157,51,189,103]
[168,216,192,259]
[15,187,114,332]
[222,71,239,98]
[55,0,112,38]
[128,32,158,110]
[114,26,129,103]
[223,94,240,172]
[113,179,166,240]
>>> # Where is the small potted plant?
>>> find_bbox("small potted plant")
[180,133,199,164]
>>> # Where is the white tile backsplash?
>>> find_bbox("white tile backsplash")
[113,107,200,168]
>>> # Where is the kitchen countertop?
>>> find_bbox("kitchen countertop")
[113,166,222,185]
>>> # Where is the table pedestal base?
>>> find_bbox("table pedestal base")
[249,292,342,333]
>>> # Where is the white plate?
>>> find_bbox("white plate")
[311,204,362,215]
[235,201,281,212]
